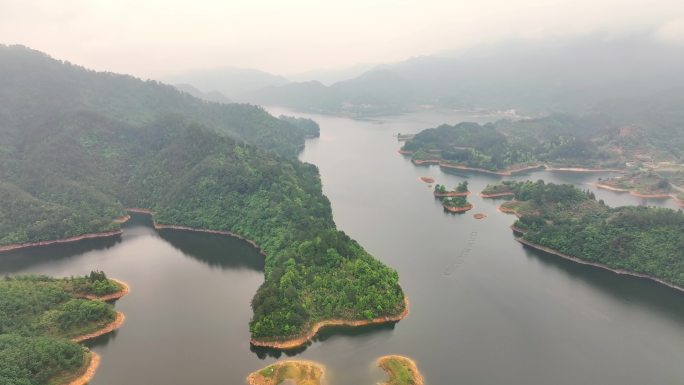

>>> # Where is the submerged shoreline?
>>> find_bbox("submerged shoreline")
[516,237,684,293]
[250,297,410,350]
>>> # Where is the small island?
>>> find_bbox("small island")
[434,181,472,213]
[490,180,684,291]
[246,360,324,385]
[377,355,425,385]
[420,176,435,183]
[433,182,470,197]
[0,272,127,385]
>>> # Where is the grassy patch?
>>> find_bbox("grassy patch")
[248,361,323,385]
[378,355,424,385]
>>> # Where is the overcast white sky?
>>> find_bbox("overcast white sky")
[1,0,683,78]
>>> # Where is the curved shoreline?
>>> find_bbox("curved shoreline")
[443,203,473,213]
[61,352,100,385]
[595,183,682,202]
[434,191,470,197]
[72,311,126,343]
[124,208,269,256]
[544,166,624,173]
[79,279,130,302]
[246,360,325,385]
[377,355,424,385]
[403,152,623,176]
[250,297,410,350]
[0,230,123,253]
[480,192,514,198]
[515,237,684,293]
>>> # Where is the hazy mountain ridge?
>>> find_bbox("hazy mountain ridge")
[163,67,289,100]
[0,44,311,156]
[244,37,684,116]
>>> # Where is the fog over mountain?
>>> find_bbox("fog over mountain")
[244,36,684,115]
[164,67,288,100]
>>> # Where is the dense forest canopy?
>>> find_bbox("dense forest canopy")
[402,107,684,172]
[0,274,120,385]
[0,45,405,342]
[492,180,684,287]
[0,45,311,157]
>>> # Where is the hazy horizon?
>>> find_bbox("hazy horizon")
[2,0,684,80]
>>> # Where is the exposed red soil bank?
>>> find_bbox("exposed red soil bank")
[595,183,682,202]
[250,297,410,350]
[515,237,684,293]
[72,311,126,343]
[443,203,473,213]
[434,191,470,197]
[545,166,624,173]
[419,177,435,183]
[77,279,130,302]
[60,352,100,385]
[480,192,514,198]
[0,230,123,253]
[473,213,487,219]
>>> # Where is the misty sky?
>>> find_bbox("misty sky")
[2,0,684,78]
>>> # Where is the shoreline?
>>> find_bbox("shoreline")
[0,230,122,253]
[72,311,126,343]
[480,192,514,198]
[60,352,100,385]
[125,208,269,257]
[443,203,474,213]
[403,152,624,176]
[78,279,130,302]
[434,191,470,197]
[595,183,682,202]
[153,224,267,256]
[246,360,325,385]
[515,237,684,293]
[377,355,424,385]
[250,296,410,350]
[544,166,624,173]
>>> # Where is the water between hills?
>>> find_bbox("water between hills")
[1,108,683,385]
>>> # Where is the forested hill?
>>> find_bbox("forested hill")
[402,107,684,172]
[0,46,405,342]
[492,180,684,288]
[0,44,310,157]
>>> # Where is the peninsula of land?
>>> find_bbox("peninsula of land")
[489,180,684,292]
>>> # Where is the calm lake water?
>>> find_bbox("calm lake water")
[2,109,684,385]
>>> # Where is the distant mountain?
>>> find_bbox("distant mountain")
[287,62,380,85]
[164,67,289,100]
[174,83,232,104]
[246,37,684,116]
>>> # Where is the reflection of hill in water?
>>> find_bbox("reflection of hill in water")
[520,244,684,327]
[124,212,265,271]
[157,229,264,272]
[0,236,122,274]
[250,322,396,359]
